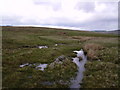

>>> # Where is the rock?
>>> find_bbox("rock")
[49,63,55,69]
[55,55,66,62]
[49,55,67,69]
[55,44,58,46]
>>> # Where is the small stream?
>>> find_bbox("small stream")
[70,49,87,88]
[19,48,87,88]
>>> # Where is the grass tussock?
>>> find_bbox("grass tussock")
[83,43,104,60]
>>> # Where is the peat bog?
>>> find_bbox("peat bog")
[2,26,119,88]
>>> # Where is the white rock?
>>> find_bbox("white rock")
[55,44,58,46]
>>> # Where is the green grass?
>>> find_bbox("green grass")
[82,61,119,88]
[2,26,119,88]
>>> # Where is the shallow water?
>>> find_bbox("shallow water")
[38,46,48,49]
[70,49,87,88]
[20,63,29,68]
[36,64,48,71]
[19,63,48,71]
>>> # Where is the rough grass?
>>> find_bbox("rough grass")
[82,42,119,88]
[83,43,104,60]
[2,26,119,88]
[82,61,119,88]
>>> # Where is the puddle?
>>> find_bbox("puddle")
[36,64,48,71]
[21,45,48,49]
[20,63,29,68]
[19,63,48,71]
[70,49,87,88]
[38,46,48,49]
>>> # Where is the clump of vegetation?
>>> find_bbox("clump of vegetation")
[83,43,104,60]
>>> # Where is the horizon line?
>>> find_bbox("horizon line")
[0,25,119,31]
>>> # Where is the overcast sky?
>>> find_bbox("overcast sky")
[0,0,119,31]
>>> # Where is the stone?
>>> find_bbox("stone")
[49,55,67,69]
[55,55,66,62]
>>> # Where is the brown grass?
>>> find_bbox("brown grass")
[83,43,104,60]
[72,36,94,42]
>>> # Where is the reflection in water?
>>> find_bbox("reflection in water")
[20,63,29,68]
[70,49,87,88]
[38,46,48,49]
[36,64,48,71]
[19,63,48,71]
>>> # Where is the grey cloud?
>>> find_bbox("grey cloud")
[1,16,22,26]
[33,0,51,5]
[1,1,118,31]
[21,19,41,25]
[75,2,95,12]
[57,21,117,30]
[81,20,117,30]
[33,0,61,11]
[51,16,118,30]
[1,16,40,26]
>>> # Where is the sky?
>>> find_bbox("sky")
[0,0,119,31]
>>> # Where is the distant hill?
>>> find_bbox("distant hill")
[93,30,120,35]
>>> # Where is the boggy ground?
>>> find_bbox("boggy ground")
[2,26,119,88]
